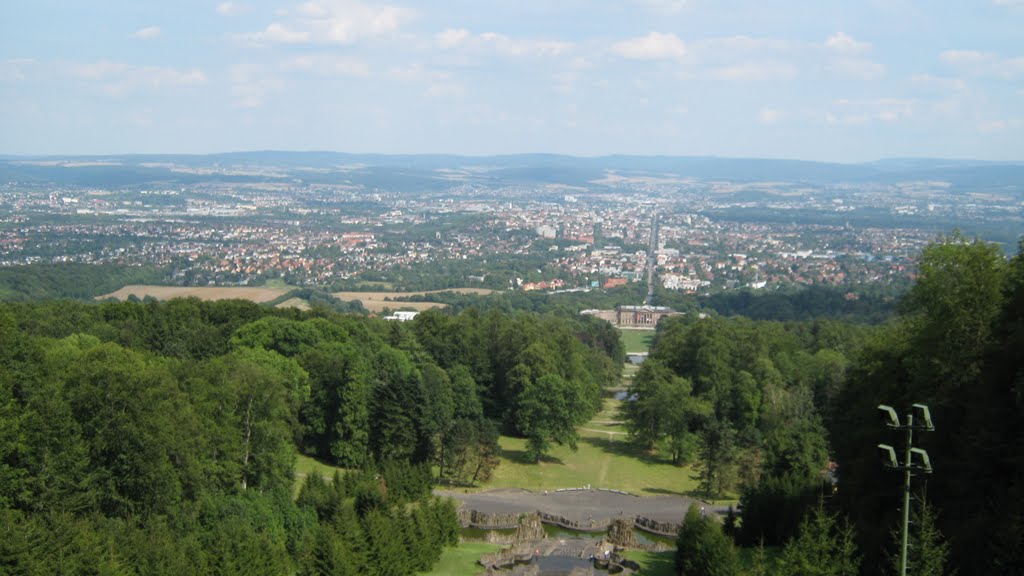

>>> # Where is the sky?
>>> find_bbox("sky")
[1,0,1023,162]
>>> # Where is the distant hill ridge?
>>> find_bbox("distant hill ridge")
[2,152,1022,190]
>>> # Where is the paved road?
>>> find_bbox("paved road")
[437,487,724,527]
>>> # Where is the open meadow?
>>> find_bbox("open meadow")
[479,398,701,497]
[331,288,496,313]
[97,284,497,313]
[98,284,290,303]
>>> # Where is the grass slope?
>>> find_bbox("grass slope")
[481,398,700,497]
[623,546,781,574]
[622,550,675,576]
[619,328,655,354]
[295,454,346,482]
[419,542,500,576]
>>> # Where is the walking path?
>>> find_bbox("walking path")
[437,487,717,532]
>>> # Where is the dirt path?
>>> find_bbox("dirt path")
[597,452,611,486]
[579,428,626,438]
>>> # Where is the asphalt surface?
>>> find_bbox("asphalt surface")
[437,487,716,526]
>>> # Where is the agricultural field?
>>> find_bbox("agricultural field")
[331,288,496,313]
[96,285,496,313]
[275,297,311,310]
[98,284,290,303]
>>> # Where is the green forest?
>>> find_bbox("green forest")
[0,295,618,574]
[636,234,1024,575]
[0,234,1021,575]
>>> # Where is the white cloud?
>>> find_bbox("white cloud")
[941,49,1024,79]
[0,59,37,83]
[825,32,871,55]
[425,81,465,98]
[993,0,1024,6]
[632,0,689,14]
[758,107,781,124]
[611,32,687,61]
[977,117,1022,132]
[436,28,470,49]
[67,60,206,96]
[216,2,250,16]
[940,49,994,65]
[286,54,368,76]
[1001,57,1024,77]
[979,119,1007,132]
[132,26,161,40]
[553,71,577,93]
[824,98,915,125]
[694,35,789,55]
[230,63,282,108]
[711,60,797,81]
[668,104,689,116]
[389,64,464,98]
[238,1,412,45]
[827,58,886,80]
[434,29,572,58]
[256,23,312,44]
[479,32,571,57]
[910,74,966,92]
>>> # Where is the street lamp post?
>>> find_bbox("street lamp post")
[877,403,934,576]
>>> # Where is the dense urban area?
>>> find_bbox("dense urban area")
[1,155,1020,295]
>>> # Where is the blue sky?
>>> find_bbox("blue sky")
[2,0,1022,161]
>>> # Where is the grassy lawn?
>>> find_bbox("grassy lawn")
[619,328,655,354]
[420,542,499,576]
[261,278,293,289]
[294,453,347,484]
[622,550,675,575]
[623,546,780,574]
[479,398,699,496]
[621,362,641,380]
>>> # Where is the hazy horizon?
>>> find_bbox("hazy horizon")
[3,150,1021,166]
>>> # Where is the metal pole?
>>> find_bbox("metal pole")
[900,413,913,576]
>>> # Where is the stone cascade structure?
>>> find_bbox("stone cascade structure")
[605,518,640,548]
[515,512,546,542]
[634,516,677,536]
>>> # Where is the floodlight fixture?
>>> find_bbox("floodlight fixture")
[878,444,899,469]
[910,448,932,473]
[878,404,901,428]
[912,403,934,431]
[877,400,937,576]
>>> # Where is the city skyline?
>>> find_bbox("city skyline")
[2,0,1023,162]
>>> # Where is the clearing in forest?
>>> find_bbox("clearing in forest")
[481,397,699,498]
[331,288,497,313]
